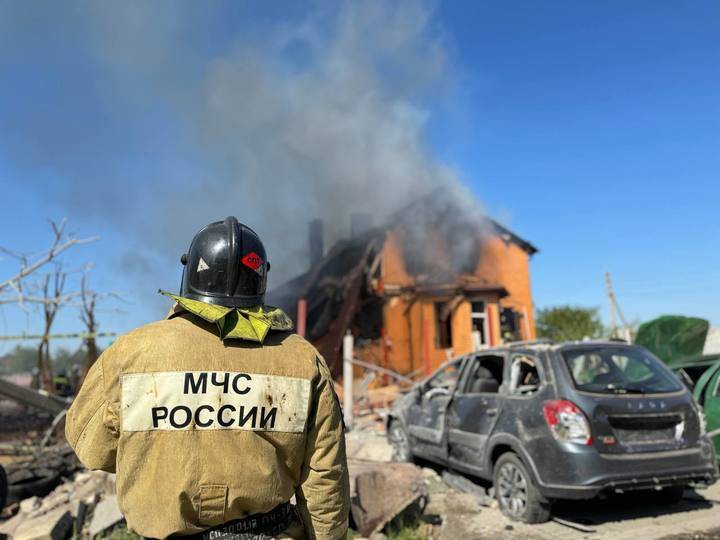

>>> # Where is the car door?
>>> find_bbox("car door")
[447,352,506,476]
[406,358,463,462]
[694,361,720,461]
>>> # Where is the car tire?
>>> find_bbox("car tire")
[388,421,412,462]
[655,485,686,505]
[493,452,551,524]
[0,465,7,511]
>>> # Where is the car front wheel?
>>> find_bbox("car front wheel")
[388,421,412,462]
[493,452,551,523]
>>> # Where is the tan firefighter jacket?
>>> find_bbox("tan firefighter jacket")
[65,307,349,539]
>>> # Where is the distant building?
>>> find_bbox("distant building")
[271,191,538,376]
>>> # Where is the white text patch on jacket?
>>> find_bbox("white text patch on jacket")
[121,371,311,432]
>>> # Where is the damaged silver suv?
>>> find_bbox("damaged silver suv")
[386,341,719,523]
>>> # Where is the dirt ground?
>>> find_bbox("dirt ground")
[345,425,720,540]
[424,469,720,540]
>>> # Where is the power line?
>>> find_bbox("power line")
[0,332,117,342]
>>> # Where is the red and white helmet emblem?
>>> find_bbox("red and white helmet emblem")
[241,252,264,275]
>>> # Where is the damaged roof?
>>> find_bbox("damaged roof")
[269,228,384,372]
[268,191,537,372]
[390,189,538,257]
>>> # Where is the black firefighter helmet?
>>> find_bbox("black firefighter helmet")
[180,217,270,308]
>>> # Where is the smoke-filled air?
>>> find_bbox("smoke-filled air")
[0,0,477,300]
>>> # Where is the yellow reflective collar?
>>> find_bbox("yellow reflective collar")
[159,291,294,343]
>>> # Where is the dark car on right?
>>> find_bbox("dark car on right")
[387,340,718,523]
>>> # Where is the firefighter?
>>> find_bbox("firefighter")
[53,369,73,397]
[66,217,349,540]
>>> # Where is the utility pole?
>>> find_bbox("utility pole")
[606,272,617,338]
[605,272,633,342]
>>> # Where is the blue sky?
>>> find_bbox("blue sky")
[0,1,718,354]
[434,1,720,324]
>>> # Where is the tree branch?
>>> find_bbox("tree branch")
[0,291,83,305]
[0,219,98,293]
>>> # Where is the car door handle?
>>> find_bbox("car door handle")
[486,409,498,417]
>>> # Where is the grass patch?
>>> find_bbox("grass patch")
[384,506,429,540]
[95,525,142,540]
[386,524,428,540]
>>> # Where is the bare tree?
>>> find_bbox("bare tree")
[37,267,67,394]
[0,219,107,394]
[79,274,99,384]
[0,219,98,302]
[75,273,123,392]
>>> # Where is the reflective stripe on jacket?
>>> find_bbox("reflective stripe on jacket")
[65,310,349,539]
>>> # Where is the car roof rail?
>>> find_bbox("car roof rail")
[507,339,554,348]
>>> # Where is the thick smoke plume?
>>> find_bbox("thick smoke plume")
[0,1,479,307]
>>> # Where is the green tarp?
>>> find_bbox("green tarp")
[635,315,709,366]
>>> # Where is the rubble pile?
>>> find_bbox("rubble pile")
[0,365,501,540]
[0,470,122,540]
[3,444,81,506]
[344,415,501,539]
[0,378,125,539]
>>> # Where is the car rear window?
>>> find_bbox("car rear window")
[563,347,683,394]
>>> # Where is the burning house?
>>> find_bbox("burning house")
[270,191,538,376]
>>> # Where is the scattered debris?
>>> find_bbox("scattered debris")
[3,444,81,506]
[86,495,123,537]
[551,516,597,533]
[357,384,401,414]
[12,507,72,540]
[346,428,393,463]
[0,445,34,457]
[0,470,121,539]
[441,471,495,507]
[0,379,68,417]
[348,460,427,537]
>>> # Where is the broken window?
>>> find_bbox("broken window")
[434,301,453,349]
[352,295,383,340]
[470,300,489,350]
[426,360,461,390]
[509,354,541,395]
[462,354,504,394]
[564,348,683,394]
[569,353,607,385]
[500,308,522,342]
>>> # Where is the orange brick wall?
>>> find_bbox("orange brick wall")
[378,228,535,375]
[474,235,536,339]
[382,295,503,375]
[381,231,414,286]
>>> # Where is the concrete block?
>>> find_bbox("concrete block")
[0,511,27,537]
[13,507,72,540]
[18,497,40,514]
[87,495,123,536]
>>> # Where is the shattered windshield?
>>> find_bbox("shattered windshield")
[563,347,683,394]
